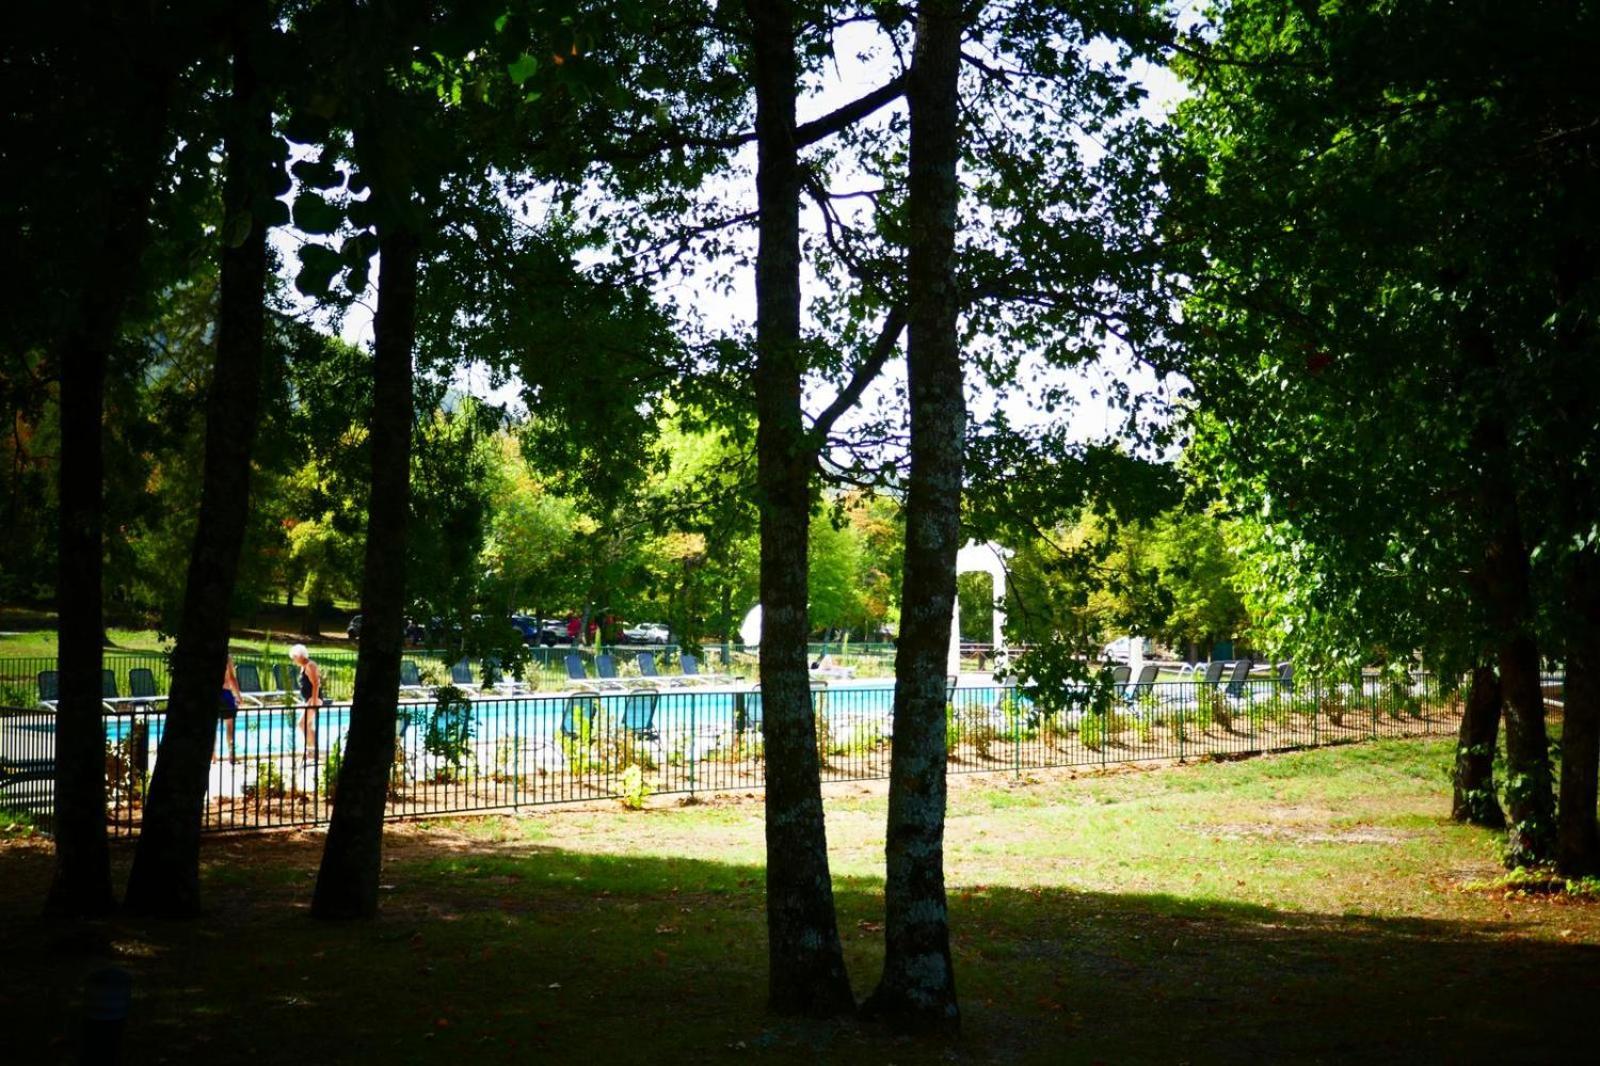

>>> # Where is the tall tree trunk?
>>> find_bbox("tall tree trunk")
[1557,551,1600,876]
[743,0,853,1017]
[125,2,274,916]
[311,216,417,919]
[1452,664,1504,828]
[47,321,115,917]
[44,13,176,919]
[1476,427,1554,866]
[863,0,964,1033]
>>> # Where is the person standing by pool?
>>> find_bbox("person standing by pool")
[290,643,322,759]
[215,655,244,763]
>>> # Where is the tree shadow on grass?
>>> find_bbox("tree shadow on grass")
[1,833,1597,1064]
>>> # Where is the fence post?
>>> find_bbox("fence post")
[1176,686,1184,763]
[1012,686,1021,779]
[688,693,697,795]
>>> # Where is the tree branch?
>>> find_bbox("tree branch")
[810,304,907,438]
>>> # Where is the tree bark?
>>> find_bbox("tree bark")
[311,215,417,920]
[47,319,115,917]
[1476,437,1554,866]
[1557,551,1600,876]
[44,12,176,919]
[743,0,853,1017]
[125,1,274,916]
[1452,664,1504,828]
[863,0,964,1033]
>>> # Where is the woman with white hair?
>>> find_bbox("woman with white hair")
[289,643,322,758]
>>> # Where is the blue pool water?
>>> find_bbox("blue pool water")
[99,679,947,762]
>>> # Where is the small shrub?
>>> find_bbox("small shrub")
[493,737,522,780]
[961,703,998,759]
[618,764,652,810]
[322,738,343,800]
[560,708,596,774]
[830,722,884,758]
[1081,712,1106,750]
[595,710,656,773]
[253,760,286,800]
[814,710,833,768]
[1208,692,1234,731]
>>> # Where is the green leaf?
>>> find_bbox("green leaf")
[292,193,343,235]
[291,159,344,190]
[294,244,342,298]
[507,53,539,85]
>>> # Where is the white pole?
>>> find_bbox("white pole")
[948,596,963,677]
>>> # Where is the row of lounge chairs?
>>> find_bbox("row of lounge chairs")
[36,663,305,712]
[562,651,735,690]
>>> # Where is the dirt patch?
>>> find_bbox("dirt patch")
[1202,823,1418,846]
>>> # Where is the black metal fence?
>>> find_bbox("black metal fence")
[0,672,1472,836]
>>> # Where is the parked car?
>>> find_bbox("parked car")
[348,615,426,645]
[622,621,671,644]
[508,615,538,643]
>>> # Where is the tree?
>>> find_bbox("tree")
[742,0,856,1015]
[310,16,431,913]
[126,0,280,915]
[13,1,194,916]
[863,0,964,1030]
[1166,0,1600,865]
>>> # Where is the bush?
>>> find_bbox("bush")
[322,738,342,800]
[253,760,286,800]
[618,764,651,810]
[1081,712,1107,751]
[425,688,476,781]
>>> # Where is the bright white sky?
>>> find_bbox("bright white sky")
[279,25,1188,457]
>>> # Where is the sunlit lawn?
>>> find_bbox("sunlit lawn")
[5,736,1599,1063]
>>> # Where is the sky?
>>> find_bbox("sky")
[279,19,1190,457]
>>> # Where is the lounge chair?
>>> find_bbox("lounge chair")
[739,686,763,735]
[1276,661,1294,694]
[98,670,141,712]
[575,653,624,690]
[561,689,601,741]
[618,688,660,740]
[448,659,481,694]
[1110,664,1132,701]
[1224,659,1252,699]
[274,663,302,699]
[398,660,430,698]
[483,656,535,697]
[126,667,166,711]
[37,671,58,710]
[1122,662,1161,715]
[736,683,831,737]
[637,652,693,688]
[680,652,734,684]
[233,663,273,707]
[1201,660,1228,686]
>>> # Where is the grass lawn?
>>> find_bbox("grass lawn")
[4,736,1599,1063]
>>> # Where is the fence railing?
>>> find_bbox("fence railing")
[0,672,1473,836]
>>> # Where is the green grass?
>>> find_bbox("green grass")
[0,628,359,660]
[3,735,1597,1063]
